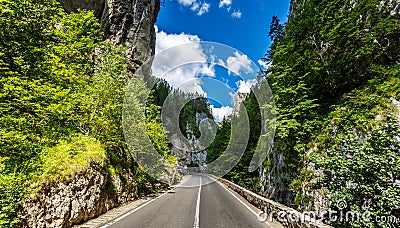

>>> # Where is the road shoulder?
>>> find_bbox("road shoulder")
[73,176,191,228]
[211,176,283,228]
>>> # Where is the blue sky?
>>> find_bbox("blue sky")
[152,0,290,121]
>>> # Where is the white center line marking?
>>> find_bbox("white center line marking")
[194,175,202,228]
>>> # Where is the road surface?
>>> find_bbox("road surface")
[105,175,271,228]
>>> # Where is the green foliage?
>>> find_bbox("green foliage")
[206,89,263,191]
[179,97,213,140]
[316,115,400,227]
[80,42,128,153]
[145,91,173,159]
[0,1,102,170]
[262,0,400,207]
[0,1,108,224]
[290,168,314,209]
[206,118,231,164]
[135,167,155,197]
[0,0,169,226]
[0,171,28,227]
[224,91,263,191]
[34,135,107,187]
[146,77,213,167]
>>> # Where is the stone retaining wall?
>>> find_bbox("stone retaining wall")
[217,177,332,228]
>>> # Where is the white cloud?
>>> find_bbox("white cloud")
[164,66,208,96]
[178,0,211,16]
[177,0,197,6]
[231,9,242,18]
[236,79,257,93]
[190,2,200,11]
[219,51,253,76]
[198,63,216,77]
[219,0,232,8]
[155,26,201,54]
[211,105,233,122]
[257,59,271,70]
[197,3,210,16]
[152,26,215,96]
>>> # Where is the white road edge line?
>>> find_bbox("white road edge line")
[100,177,190,228]
[194,175,202,228]
[209,175,273,228]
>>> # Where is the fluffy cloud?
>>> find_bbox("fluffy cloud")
[236,79,257,93]
[163,66,208,96]
[177,0,211,16]
[190,2,200,11]
[211,105,233,122]
[177,0,197,6]
[218,51,253,76]
[152,26,215,96]
[231,9,242,18]
[155,26,201,53]
[197,3,210,16]
[257,59,271,70]
[219,0,232,8]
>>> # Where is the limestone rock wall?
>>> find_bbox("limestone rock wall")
[58,0,160,72]
[19,166,109,228]
[18,165,140,227]
[58,0,106,18]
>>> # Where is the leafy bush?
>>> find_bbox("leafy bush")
[316,115,400,227]
[0,172,27,227]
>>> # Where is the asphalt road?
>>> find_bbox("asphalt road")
[106,175,268,228]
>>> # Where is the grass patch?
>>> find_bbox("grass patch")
[32,135,107,190]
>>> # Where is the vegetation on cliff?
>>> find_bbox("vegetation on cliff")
[0,0,170,226]
[266,1,399,226]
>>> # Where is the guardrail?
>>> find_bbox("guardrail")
[217,177,332,228]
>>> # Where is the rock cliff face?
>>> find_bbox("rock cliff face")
[19,165,141,227]
[59,0,160,72]
[20,166,110,228]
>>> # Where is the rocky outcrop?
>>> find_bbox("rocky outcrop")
[391,97,400,122]
[259,151,293,205]
[58,0,160,72]
[19,165,143,227]
[19,166,110,228]
[58,0,106,18]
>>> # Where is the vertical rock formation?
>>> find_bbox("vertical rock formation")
[58,0,160,72]
[19,165,141,227]
[20,166,111,228]
[101,0,160,71]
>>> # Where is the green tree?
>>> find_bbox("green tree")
[262,0,400,206]
[316,115,400,227]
